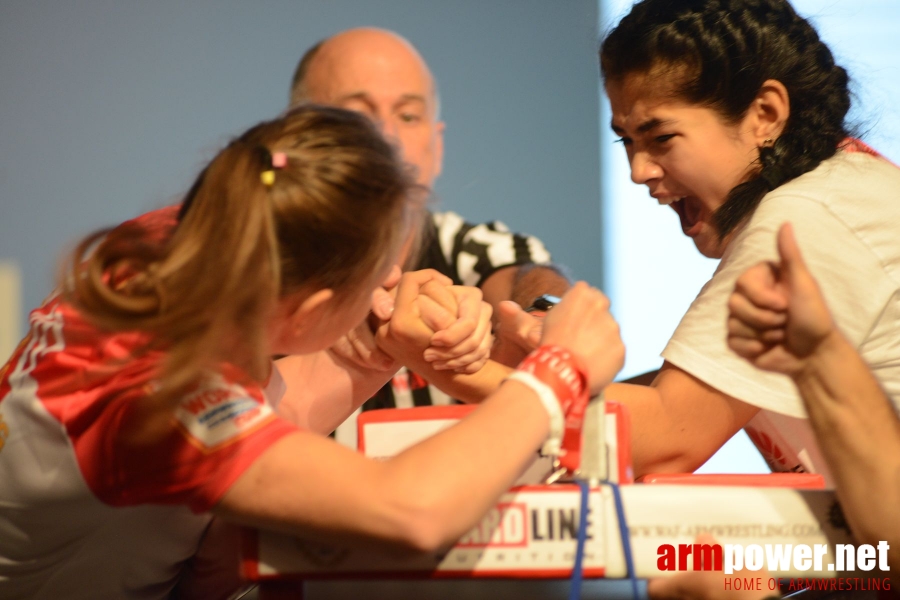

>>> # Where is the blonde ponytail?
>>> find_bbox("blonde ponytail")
[65,105,413,408]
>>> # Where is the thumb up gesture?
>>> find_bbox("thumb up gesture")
[727,223,837,375]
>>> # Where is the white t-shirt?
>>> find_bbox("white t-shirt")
[663,149,900,484]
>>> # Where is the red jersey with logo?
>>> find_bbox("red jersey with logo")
[0,212,298,598]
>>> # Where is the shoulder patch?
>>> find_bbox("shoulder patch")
[174,375,274,450]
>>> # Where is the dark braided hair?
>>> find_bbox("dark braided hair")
[600,0,851,237]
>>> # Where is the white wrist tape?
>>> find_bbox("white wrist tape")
[505,370,564,456]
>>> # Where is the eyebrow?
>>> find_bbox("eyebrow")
[336,92,428,109]
[397,94,426,106]
[336,92,376,107]
[610,117,673,135]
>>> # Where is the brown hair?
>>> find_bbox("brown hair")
[65,104,415,405]
[600,0,850,238]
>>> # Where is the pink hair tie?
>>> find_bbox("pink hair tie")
[271,152,288,168]
[260,151,288,186]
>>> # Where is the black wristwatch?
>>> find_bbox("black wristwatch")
[524,294,561,314]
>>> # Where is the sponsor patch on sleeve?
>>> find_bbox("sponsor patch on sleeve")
[174,374,275,450]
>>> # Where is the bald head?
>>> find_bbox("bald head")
[291,29,438,109]
[289,28,444,187]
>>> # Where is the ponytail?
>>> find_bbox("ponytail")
[68,139,281,403]
[65,105,412,408]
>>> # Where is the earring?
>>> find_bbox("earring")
[763,138,774,147]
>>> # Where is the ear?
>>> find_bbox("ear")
[433,120,445,179]
[286,288,336,335]
[748,79,790,143]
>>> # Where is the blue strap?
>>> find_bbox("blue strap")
[569,480,641,600]
[568,479,591,600]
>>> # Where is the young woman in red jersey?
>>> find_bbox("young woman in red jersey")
[0,104,623,599]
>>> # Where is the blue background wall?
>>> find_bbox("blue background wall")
[0,0,602,327]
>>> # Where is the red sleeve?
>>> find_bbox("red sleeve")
[31,248,297,514]
[119,204,181,244]
[70,365,300,513]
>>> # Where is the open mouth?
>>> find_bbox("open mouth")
[670,197,703,237]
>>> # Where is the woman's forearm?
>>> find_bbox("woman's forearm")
[216,378,550,554]
[410,359,512,403]
[274,352,395,434]
[606,366,760,477]
[375,379,549,550]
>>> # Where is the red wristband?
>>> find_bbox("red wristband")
[518,345,590,474]
[518,345,588,411]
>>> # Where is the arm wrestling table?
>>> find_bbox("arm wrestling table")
[242,402,854,600]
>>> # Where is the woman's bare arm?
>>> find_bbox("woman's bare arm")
[727,224,900,580]
[215,282,625,552]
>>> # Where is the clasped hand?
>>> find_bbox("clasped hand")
[330,269,493,376]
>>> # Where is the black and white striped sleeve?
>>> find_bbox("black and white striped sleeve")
[431,211,552,288]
